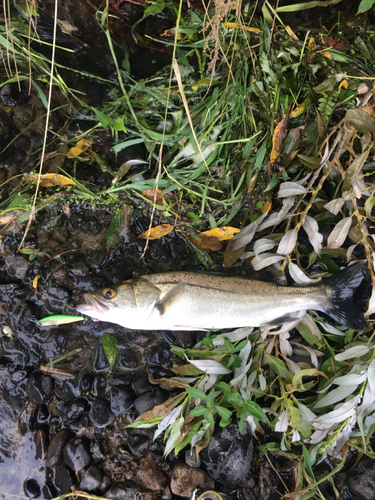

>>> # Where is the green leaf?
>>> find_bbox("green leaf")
[244,400,268,422]
[186,387,207,400]
[92,106,113,128]
[224,390,245,408]
[265,354,293,380]
[224,336,234,353]
[101,333,119,371]
[216,406,232,421]
[206,389,215,408]
[106,211,123,248]
[357,0,375,14]
[302,445,315,481]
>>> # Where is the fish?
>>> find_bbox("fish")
[76,262,368,331]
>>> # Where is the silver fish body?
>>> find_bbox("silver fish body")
[76,264,367,331]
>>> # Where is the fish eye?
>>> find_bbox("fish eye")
[103,288,116,299]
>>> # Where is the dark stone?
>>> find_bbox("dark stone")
[54,465,74,494]
[93,341,110,372]
[5,254,30,279]
[89,398,115,428]
[61,379,79,402]
[92,374,107,397]
[80,465,102,492]
[200,423,254,487]
[104,482,145,500]
[80,373,94,395]
[110,387,134,415]
[117,446,133,464]
[63,438,91,472]
[134,390,167,415]
[23,478,41,499]
[148,345,172,364]
[132,371,152,395]
[185,449,201,468]
[175,331,196,349]
[347,458,375,500]
[90,440,105,461]
[46,429,71,468]
[37,404,50,424]
[26,372,53,404]
[170,462,214,498]
[60,398,87,421]
[127,434,150,457]
[10,369,27,382]
[119,350,138,370]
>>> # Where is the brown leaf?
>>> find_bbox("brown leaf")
[223,238,246,268]
[137,393,185,421]
[148,375,190,389]
[201,226,240,241]
[138,224,174,240]
[29,173,76,187]
[269,118,288,168]
[171,364,203,376]
[189,233,223,251]
[142,189,170,205]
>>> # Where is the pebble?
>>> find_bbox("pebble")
[5,254,30,279]
[170,462,215,498]
[185,449,201,468]
[89,398,115,428]
[26,372,53,404]
[80,465,103,492]
[93,342,111,372]
[63,438,91,472]
[60,397,87,421]
[105,482,149,500]
[53,465,74,494]
[131,455,167,491]
[110,387,134,415]
[132,371,152,395]
[61,379,79,402]
[119,350,138,370]
[347,458,375,500]
[148,345,171,365]
[133,390,167,415]
[23,478,41,499]
[127,433,150,457]
[200,423,253,487]
[46,429,71,468]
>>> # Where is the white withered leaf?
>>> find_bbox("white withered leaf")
[275,410,290,432]
[254,238,275,255]
[187,358,232,375]
[367,359,375,397]
[289,262,323,285]
[312,395,361,430]
[303,215,323,255]
[231,212,268,251]
[335,345,370,361]
[327,217,352,249]
[333,369,368,386]
[251,253,285,271]
[277,228,299,255]
[324,198,346,215]
[275,196,295,225]
[277,182,307,198]
[314,384,358,409]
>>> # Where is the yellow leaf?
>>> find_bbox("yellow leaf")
[321,50,333,60]
[33,274,39,293]
[67,138,93,156]
[224,22,262,33]
[339,79,348,91]
[290,99,307,118]
[285,25,299,41]
[201,226,240,241]
[138,224,174,240]
[308,37,316,50]
[29,174,76,187]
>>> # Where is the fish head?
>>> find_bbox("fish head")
[76,282,139,327]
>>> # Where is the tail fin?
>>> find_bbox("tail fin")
[324,262,368,330]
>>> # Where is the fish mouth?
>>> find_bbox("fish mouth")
[76,293,111,316]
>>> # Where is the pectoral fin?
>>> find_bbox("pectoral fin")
[155,281,188,316]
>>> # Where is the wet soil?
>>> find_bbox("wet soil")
[0,1,374,499]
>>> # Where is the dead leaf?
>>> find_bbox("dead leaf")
[137,393,185,421]
[201,226,240,241]
[277,228,299,255]
[224,22,262,33]
[32,274,39,293]
[345,108,375,135]
[67,138,93,156]
[327,217,352,249]
[141,189,171,205]
[29,173,76,187]
[223,238,246,268]
[321,50,333,60]
[290,100,307,118]
[189,233,223,251]
[269,117,288,169]
[138,224,174,240]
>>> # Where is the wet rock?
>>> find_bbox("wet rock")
[131,454,167,491]
[93,341,111,372]
[148,345,171,365]
[63,438,91,472]
[347,458,375,500]
[54,465,74,494]
[60,397,87,421]
[80,373,94,395]
[80,465,102,492]
[89,398,115,428]
[175,331,196,349]
[46,429,71,468]
[110,387,134,415]
[127,433,150,457]
[100,476,112,492]
[92,374,108,397]
[35,427,48,460]
[134,390,167,415]
[37,404,50,424]
[105,482,148,500]
[18,401,38,434]
[132,371,152,395]
[170,462,215,498]
[117,446,133,464]
[185,449,201,468]
[119,350,138,370]
[5,254,30,279]
[26,372,53,404]
[61,379,79,402]
[23,478,41,499]
[91,440,105,461]
[200,423,253,487]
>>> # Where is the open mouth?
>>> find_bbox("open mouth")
[76,293,111,315]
